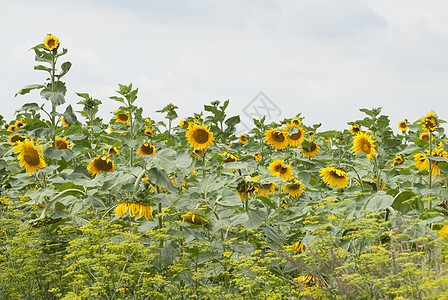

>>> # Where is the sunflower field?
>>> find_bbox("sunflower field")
[1,35,448,299]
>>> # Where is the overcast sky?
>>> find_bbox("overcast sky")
[1,0,448,132]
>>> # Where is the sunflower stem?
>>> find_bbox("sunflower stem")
[158,202,164,248]
[39,188,87,219]
[132,168,147,199]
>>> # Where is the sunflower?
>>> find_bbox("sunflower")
[54,136,71,150]
[103,145,120,155]
[297,274,315,287]
[141,127,154,136]
[87,155,115,176]
[282,178,305,198]
[239,134,248,145]
[419,132,430,142]
[421,147,448,175]
[281,199,288,208]
[301,139,320,158]
[283,123,305,147]
[7,124,17,132]
[179,119,189,127]
[181,212,206,225]
[439,224,448,242]
[12,139,46,175]
[252,175,276,197]
[236,180,257,202]
[7,134,26,143]
[186,123,215,150]
[350,125,361,135]
[253,153,262,162]
[115,202,153,220]
[15,119,26,129]
[60,117,68,127]
[398,120,408,132]
[352,132,376,160]
[113,110,130,126]
[320,166,349,189]
[392,154,404,166]
[137,142,156,156]
[414,153,428,172]
[265,128,289,150]
[291,118,302,127]
[44,34,59,51]
[292,241,306,253]
[268,159,293,179]
[421,112,438,132]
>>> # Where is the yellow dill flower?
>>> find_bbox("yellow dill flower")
[352,132,376,160]
[186,123,215,150]
[265,128,289,150]
[12,139,46,175]
[320,166,349,189]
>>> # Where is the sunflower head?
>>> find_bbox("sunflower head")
[7,124,18,132]
[252,175,276,197]
[181,212,206,225]
[419,131,430,142]
[265,128,289,150]
[87,155,115,176]
[236,180,257,202]
[12,139,46,175]
[301,139,320,158]
[54,136,71,150]
[253,153,262,162]
[392,154,404,166]
[115,202,153,220]
[60,117,69,127]
[292,241,306,253]
[282,178,305,198]
[283,123,305,147]
[44,34,59,51]
[398,120,408,132]
[8,134,26,143]
[414,153,428,172]
[179,119,189,127]
[186,123,215,150]
[268,159,293,180]
[319,166,349,189]
[352,132,376,160]
[141,127,154,136]
[291,118,302,127]
[421,112,438,132]
[350,125,361,135]
[15,119,26,129]
[113,110,130,126]
[239,134,248,145]
[137,143,156,156]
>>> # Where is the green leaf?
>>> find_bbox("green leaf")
[44,148,75,161]
[15,102,41,113]
[58,61,72,78]
[225,115,240,128]
[15,84,44,97]
[364,191,394,211]
[62,105,78,126]
[262,225,283,247]
[151,148,177,173]
[246,209,265,229]
[34,65,52,72]
[392,190,423,214]
[40,81,66,106]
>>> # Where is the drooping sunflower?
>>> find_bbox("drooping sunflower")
[283,123,305,147]
[421,111,438,132]
[350,125,361,135]
[414,153,428,172]
[265,128,289,150]
[236,180,257,202]
[179,119,189,127]
[113,110,130,126]
[419,131,430,142]
[87,155,115,176]
[115,202,153,220]
[292,241,306,253]
[12,139,46,175]
[439,224,448,242]
[137,142,156,156]
[425,147,448,175]
[7,134,26,143]
[319,166,349,189]
[60,117,68,127]
[15,119,26,129]
[301,139,320,158]
[239,134,248,145]
[252,175,276,197]
[297,274,315,287]
[44,34,59,51]
[181,212,206,225]
[7,124,17,132]
[398,120,408,132]
[268,159,293,179]
[282,178,305,198]
[54,136,71,150]
[352,132,376,160]
[186,123,214,150]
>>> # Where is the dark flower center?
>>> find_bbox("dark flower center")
[94,157,113,172]
[193,129,209,144]
[23,148,40,166]
[272,131,285,143]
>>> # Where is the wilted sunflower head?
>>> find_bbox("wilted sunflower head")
[414,153,428,171]
[12,139,46,175]
[87,155,115,176]
[301,139,320,158]
[252,175,276,197]
[421,112,438,132]
[54,136,71,150]
[268,159,293,179]
[352,132,376,160]
[265,128,289,150]
[283,123,305,147]
[319,166,349,189]
[239,134,248,145]
[115,202,153,220]
[137,142,156,156]
[236,180,257,202]
[8,134,26,143]
[44,34,59,51]
[350,125,361,135]
[181,212,206,225]
[398,120,408,132]
[292,241,306,253]
[186,123,215,150]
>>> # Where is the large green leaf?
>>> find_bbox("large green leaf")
[40,81,66,106]
[15,84,44,97]
[364,191,394,211]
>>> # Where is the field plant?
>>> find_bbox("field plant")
[1,34,448,299]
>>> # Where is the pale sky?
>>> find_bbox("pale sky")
[1,0,448,132]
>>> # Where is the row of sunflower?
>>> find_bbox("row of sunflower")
[0,35,448,298]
